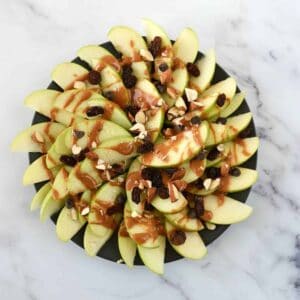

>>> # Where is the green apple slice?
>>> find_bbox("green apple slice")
[203,195,253,224]
[140,121,208,167]
[51,62,89,90]
[180,158,206,183]
[151,192,188,214]
[108,26,147,58]
[11,122,66,153]
[84,224,114,256]
[131,61,150,80]
[23,155,61,185]
[24,89,60,116]
[165,221,207,259]
[163,68,189,107]
[218,92,245,119]
[88,175,125,236]
[100,65,121,88]
[118,221,137,268]
[165,207,204,231]
[56,190,92,242]
[190,49,216,92]
[77,45,120,71]
[124,202,162,248]
[138,235,166,275]
[51,167,71,200]
[205,112,252,146]
[142,18,171,47]
[30,182,52,211]
[173,28,199,63]
[40,189,65,222]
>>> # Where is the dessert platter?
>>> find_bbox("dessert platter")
[12,19,259,274]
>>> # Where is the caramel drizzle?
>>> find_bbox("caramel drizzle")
[75,166,98,190]
[90,200,117,229]
[41,155,54,181]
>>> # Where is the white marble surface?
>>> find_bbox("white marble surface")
[1,0,300,299]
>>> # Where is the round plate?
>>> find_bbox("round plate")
[29,41,257,265]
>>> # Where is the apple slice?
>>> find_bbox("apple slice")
[190,49,216,92]
[131,61,150,80]
[77,45,120,71]
[11,122,66,153]
[88,175,125,236]
[141,121,208,167]
[108,26,147,58]
[56,190,91,242]
[180,158,206,183]
[205,112,252,146]
[124,202,163,248]
[30,182,52,211]
[40,189,65,222]
[138,235,166,275]
[163,68,189,107]
[173,28,199,63]
[51,62,89,90]
[203,195,253,224]
[118,221,137,268]
[218,92,245,118]
[84,224,114,256]
[142,18,171,47]
[151,191,188,214]
[51,167,71,200]
[165,207,204,231]
[23,155,61,185]
[24,89,60,116]
[165,221,207,259]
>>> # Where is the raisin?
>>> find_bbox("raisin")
[159,63,168,72]
[216,117,227,125]
[141,167,155,180]
[154,81,166,94]
[164,168,178,177]
[132,187,142,204]
[169,230,186,245]
[76,148,89,162]
[216,93,226,107]
[115,194,126,206]
[137,141,154,154]
[103,91,114,100]
[60,155,77,167]
[106,204,122,216]
[157,186,169,199]
[188,208,197,219]
[195,197,204,218]
[112,163,124,174]
[173,124,185,133]
[88,70,101,84]
[144,202,154,211]
[65,198,74,209]
[149,36,162,58]
[125,105,139,117]
[239,126,252,138]
[229,167,241,177]
[186,63,200,77]
[207,148,220,161]
[86,106,104,117]
[190,116,201,125]
[183,191,195,202]
[194,150,207,161]
[151,173,163,188]
[194,178,204,189]
[206,167,221,179]
[122,74,137,88]
[73,130,85,139]
[122,64,133,75]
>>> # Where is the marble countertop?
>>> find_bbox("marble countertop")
[1,0,299,299]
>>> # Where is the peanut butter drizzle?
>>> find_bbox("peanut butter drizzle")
[172,57,186,69]
[95,55,121,72]
[102,101,115,120]
[41,155,54,181]
[109,142,135,155]
[44,123,55,143]
[189,158,205,177]
[119,222,130,237]
[74,196,89,214]
[201,211,213,221]
[75,166,98,190]
[63,90,80,109]
[111,86,130,108]
[125,171,141,191]
[90,200,117,229]
[166,86,181,99]
[65,73,89,91]
[235,138,250,156]
[52,189,59,200]
[208,122,217,143]
[160,69,173,84]
[73,90,93,112]
[216,193,225,206]
[50,108,59,121]
[31,133,47,153]
[87,119,104,148]
[132,88,160,110]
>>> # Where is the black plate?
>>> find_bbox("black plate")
[29,41,257,265]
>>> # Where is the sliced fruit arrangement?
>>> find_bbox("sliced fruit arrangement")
[12,19,259,275]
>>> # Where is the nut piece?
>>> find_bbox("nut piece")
[135,110,147,124]
[185,88,198,102]
[71,144,82,155]
[73,81,86,90]
[217,143,225,152]
[91,141,97,149]
[34,131,44,143]
[203,178,212,190]
[81,206,90,216]
[140,49,154,61]
[130,123,146,133]
[70,208,78,220]
[156,98,164,107]
[210,178,221,190]
[206,222,216,230]
[131,210,140,218]
[116,259,124,264]
[175,97,187,110]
